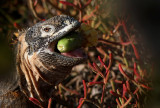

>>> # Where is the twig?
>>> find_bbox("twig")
[28,0,41,20]
[47,0,72,16]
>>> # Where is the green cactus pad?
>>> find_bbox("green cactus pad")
[57,32,82,53]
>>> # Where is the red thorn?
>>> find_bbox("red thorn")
[79,98,84,104]
[29,97,42,107]
[82,80,87,99]
[33,0,38,6]
[48,98,52,108]
[13,22,21,29]
[88,81,104,86]
[131,43,140,60]
[123,84,127,97]
[141,84,152,90]
[110,90,122,97]
[133,63,141,79]
[126,81,130,91]
[77,100,84,108]
[59,1,78,9]
[119,64,132,80]
[41,19,45,21]
[92,62,105,78]
[98,56,108,70]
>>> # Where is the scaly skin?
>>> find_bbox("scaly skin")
[0,15,85,107]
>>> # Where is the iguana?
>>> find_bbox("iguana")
[0,15,86,108]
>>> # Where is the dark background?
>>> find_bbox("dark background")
[126,0,160,107]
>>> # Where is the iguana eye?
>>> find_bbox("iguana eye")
[42,25,55,33]
[43,27,51,32]
[41,25,55,37]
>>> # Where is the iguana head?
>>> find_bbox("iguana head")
[16,15,86,102]
[26,15,85,66]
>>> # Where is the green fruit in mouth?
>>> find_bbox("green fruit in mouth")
[57,32,82,53]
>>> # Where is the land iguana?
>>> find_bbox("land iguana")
[0,15,86,108]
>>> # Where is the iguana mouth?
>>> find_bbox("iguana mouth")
[48,31,86,58]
